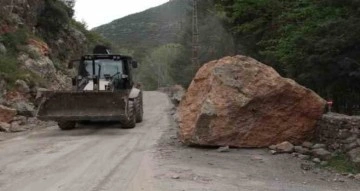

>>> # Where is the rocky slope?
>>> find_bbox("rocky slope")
[0,0,106,133]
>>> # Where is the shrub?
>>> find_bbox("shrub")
[0,54,18,76]
[37,0,74,39]
[1,28,28,53]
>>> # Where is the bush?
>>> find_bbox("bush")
[326,154,360,174]
[37,0,74,39]
[0,54,48,88]
[1,28,28,53]
[0,54,18,77]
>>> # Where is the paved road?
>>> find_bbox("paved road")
[0,91,168,191]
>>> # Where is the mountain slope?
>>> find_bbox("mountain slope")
[93,0,191,55]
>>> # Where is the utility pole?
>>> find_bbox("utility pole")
[9,0,14,15]
[192,0,200,69]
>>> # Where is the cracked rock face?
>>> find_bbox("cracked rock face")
[178,55,326,147]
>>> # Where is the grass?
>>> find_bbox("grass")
[326,154,360,174]
[0,53,48,89]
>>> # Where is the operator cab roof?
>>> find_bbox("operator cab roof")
[82,54,133,60]
[89,45,133,60]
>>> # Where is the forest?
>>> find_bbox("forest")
[215,0,360,114]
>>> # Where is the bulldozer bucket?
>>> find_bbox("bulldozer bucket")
[37,91,129,122]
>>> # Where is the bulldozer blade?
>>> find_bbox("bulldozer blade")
[37,91,129,122]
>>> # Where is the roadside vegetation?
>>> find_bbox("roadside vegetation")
[215,0,360,114]
[0,0,109,88]
[326,154,360,174]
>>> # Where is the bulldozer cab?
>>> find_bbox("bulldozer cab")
[72,55,138,91]
[37,46,143,129]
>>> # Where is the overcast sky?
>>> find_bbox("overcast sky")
[74,0,169,29]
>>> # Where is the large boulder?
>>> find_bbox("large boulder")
[0,105,17,123]
[178,56,326,147]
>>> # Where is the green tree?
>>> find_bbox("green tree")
[37,0,74,39]
[216,0,360,114]
[137,44,185,90]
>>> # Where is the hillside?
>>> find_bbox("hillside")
[0,0,107,89]
[93,0,191,56]
[0,0,108,132]
[94,0,235,90]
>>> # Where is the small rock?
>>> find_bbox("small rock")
[344,142,359,152]
[355,174,360,181]
[12,101,35,117]
[0,122,10,132]
[269,150,277,155]
[347,174,355,179]
[292,152,299,157]
[329,143,341,150]
[0,105,17,123]
[274,141,294,153]
[27,117,38,125]
[10,121,21,132]
[312,148,332,160]
[294,146,311,155]
[343,135,357,144]
[338,129,352,139]
[333,178,345,182]
[10,122,32,133]
[320,161,328,166]
[298,154,311,160]
[269,145,277,150]
[348,148,360,165]
[217,146,230,153]
[312,143,326,149]
[171,175,180,179]
[15,80,30,94]
[170,135,177,140]
[302,141,313,149]
[13,115,27,125]
[341,172,349,176]
[251,155,263,161]
[301,163,315,171]
[312,158,321,163]
[0,43,6,55]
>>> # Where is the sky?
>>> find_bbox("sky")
[74,0,169,29]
